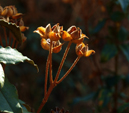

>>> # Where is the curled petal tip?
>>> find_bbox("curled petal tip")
[85,50,95,57]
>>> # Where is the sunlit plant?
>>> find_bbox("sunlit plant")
[34,24,95,113]
[0,4,95,113]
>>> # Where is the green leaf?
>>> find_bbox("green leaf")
[0,19,22,45]
[119,44,129,61]
[91,19,106,34]
[117,27,128,41]
[0,64,4,89]
[117,103,129,113]
[111,11,125,22]
[118,0,129,12]
[101,44,118,62]
[73,92,95,105]
[0,78,22,113]
[98,89,112,107]
[0,46,39,72]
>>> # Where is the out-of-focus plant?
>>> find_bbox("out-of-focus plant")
[0,4,95,113]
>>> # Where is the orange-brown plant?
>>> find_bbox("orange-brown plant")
[0,5,28,48]
[34,23,95,113]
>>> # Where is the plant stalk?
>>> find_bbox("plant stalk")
[57,56,81,84]
[54,41,72,82]
[44,56,50,95]
[37,83,55,113]
[49,40,53,84]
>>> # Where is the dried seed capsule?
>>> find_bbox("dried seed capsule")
[1,7,8,16]
[76,42,95,57]
[61,31,72,41]
[49,31,61,41]
[12,13,23,19]
[0,6,3,15]
[20,26,29,32]
[10,6,17,15]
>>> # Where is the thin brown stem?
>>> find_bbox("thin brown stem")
[2,26,8,46]
[54,42,72,82]
[0,34,3,46]
[37,83,55,113]
[57,56,81,84]
[15,42,19,48]
[9,32,12,46]
[49,40,53,84]
[12,39,15,48]
[44,56,50,96]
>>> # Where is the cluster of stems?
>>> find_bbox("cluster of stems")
[37,41,81,113]
[0,26,19,48]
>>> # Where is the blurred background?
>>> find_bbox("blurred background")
[1,0,129,113]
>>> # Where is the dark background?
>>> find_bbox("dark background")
[1,0,129,113]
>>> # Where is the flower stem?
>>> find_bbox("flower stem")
[0,34,3,46]
[44,56,50,96]
[37,83,55,113]
[54,41,72,82]
[9,32,12,46]
[12,39,15,48]
[49,40,53,84]
[57,56,81,84]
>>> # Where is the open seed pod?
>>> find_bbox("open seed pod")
[41,38,63,53]
[34,23,63,41]
[76,42,95,57]
[62,25,88,44]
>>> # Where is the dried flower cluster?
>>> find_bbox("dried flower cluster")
[34,23,95,113]
[0,5,28,44]
[34,23,95,56]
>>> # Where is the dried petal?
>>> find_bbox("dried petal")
[49,31,60,41]
[52,23,60,33]
[1,7,8,16]
[71,29,80,40]
[45,23,51,35]
[0,6,3,15]
[41,38,50,50]
[20,26,29,32]
[72,37,84,44]
[8,7,13,17]
[62,31,72,41]
[12,13,23,19]
[67,25,77,34]
[60,26,63,32]
[81,33,89,39]
[10,6,17,15]
[53,43,63,53]
[84,50,95,57]
[34,26,46,38]
[75,43,85,56]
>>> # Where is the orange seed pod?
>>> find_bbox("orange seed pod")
[61,31,72,41]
